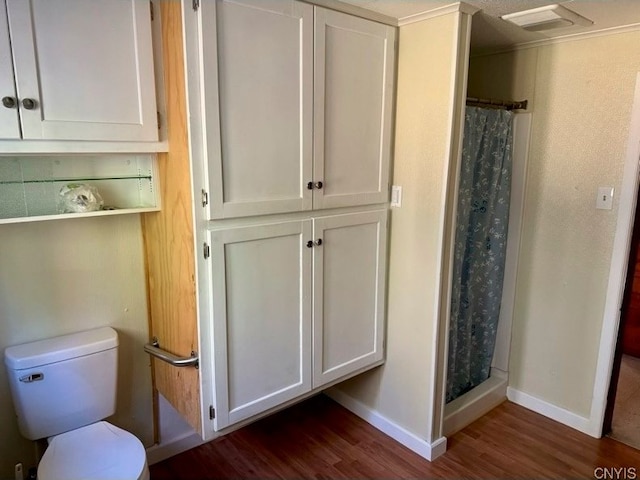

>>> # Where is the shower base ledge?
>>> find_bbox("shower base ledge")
[443,368,508,436]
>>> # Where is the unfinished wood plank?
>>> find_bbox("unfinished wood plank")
[141,0,200,434]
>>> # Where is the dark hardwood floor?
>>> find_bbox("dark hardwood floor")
[150,394,640,479]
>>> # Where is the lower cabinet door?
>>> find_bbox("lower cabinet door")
[312,209,387,387]
[209,220,312,429]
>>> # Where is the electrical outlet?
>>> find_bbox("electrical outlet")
[596,186,614,210]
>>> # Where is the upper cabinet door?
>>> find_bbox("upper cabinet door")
[313,8,395,210]
[209,220,313,430]
[5,0,158,141]
[203,0,313,219]
[312,210,387,387]
[0,0,19,139]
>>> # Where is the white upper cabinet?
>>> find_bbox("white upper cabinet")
[203,0,313,218]
[0,0,19,139]
[2,0,158,143]
[313,9,395,210]
[202,1,395,219]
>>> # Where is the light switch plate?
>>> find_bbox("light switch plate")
[391,185,402,207]
[596,186,614,210]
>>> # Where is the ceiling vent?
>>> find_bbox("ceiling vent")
[501,4,593,32]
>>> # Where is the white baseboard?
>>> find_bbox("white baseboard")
[325,388,447,461]
[145,432,205,465]
[507,387,594,436]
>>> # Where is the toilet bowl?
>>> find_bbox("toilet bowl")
[4,327,150,480]
[38,422,149,480]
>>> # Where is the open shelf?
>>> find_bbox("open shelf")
[0,154,159,224]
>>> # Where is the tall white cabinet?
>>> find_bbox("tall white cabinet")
[144,0,396,438]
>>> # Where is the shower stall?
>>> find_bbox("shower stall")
[443,101,531,436]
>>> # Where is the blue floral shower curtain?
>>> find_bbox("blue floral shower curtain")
[446,106,514,403]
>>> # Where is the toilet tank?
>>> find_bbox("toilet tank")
[4,327,119,440]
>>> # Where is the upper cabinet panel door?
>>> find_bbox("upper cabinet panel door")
[0,0,19,139]
[5,0,158,141]
[209,220,312,430]
[203,0,313,219]
[313,8,395,210]
[312,210,387,388]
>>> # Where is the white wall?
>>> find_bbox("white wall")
[331,11,465,448]
[0,215,153,476]
[469,29,640,422]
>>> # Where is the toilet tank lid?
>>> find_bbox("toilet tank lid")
[4,327,118,370]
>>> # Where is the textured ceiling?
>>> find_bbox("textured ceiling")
[338,0,640,52]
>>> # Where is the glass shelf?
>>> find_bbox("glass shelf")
[0,175,153,185]
[0,154,159,223]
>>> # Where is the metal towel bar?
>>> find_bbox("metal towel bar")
[144,337,199,369]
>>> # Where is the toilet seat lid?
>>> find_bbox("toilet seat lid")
[38,421,147,480]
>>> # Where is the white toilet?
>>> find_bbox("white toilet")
[4,327,149,480]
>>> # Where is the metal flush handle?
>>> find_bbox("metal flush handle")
[2,96,16,108]
[21,98,37,110]
[144,337,199,369]
[19,373,44,383]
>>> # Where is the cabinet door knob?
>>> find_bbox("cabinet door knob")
[306,240,314,248]
[314,239,322,246]
[21,98,37,110]
[315,181,323,189]
[2,96,16,108]
[307,181,314,190]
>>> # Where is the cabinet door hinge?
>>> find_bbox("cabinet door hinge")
[193,0,200,11]
[201,189,209,207]
[150,1,154,21]
[203,242,210,260]
[209,405,215,420]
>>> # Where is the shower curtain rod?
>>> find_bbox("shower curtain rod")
[466,96,528,111]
